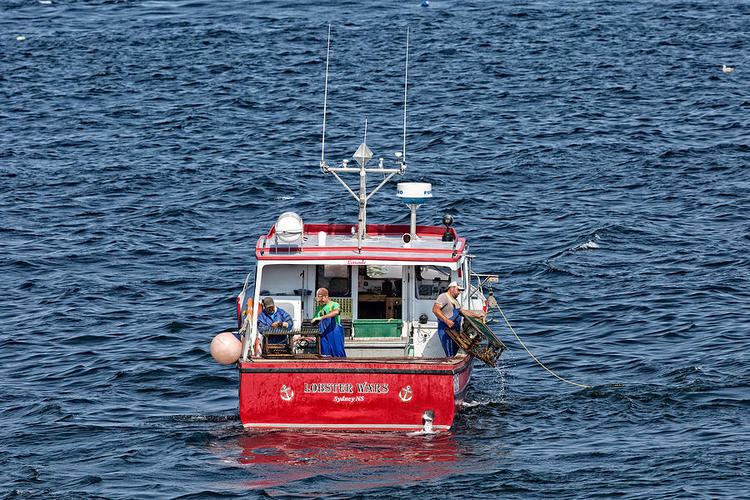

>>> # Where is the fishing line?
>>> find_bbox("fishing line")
[492,303,593,389]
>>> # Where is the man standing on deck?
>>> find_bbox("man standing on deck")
[432,281,483,357]
[257,297,293,346]
[311,287,347,357]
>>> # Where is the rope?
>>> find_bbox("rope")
[493,303,593,389]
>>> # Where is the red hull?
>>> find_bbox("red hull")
[239,355,473,432]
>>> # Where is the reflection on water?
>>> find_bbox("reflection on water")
[221,431,462,493]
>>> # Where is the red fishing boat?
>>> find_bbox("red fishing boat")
[213,27,505,432]
[234,216,502,432]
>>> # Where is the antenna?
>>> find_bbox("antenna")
[318,26,408,250]
[321,25,332,168]
[402,26,410,167]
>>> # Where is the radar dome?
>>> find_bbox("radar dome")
[397,183,432,205]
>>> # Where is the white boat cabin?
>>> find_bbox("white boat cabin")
[238,220,489,361]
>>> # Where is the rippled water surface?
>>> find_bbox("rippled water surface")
[2,0,749,498]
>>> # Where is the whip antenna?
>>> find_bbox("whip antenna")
[402,26,410,166]
[321,24,332,168]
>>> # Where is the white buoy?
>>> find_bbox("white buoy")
[722,64,736,74]
[16,35,26,41]
[210,332,242,365]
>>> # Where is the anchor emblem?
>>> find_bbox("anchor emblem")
[280,385,294,401]
[399,385,413,402]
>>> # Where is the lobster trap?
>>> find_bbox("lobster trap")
[446,312,507,367]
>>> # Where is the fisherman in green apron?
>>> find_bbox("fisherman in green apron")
[311,287,347,357]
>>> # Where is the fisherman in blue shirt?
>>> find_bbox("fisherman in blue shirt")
[257,297,293,345]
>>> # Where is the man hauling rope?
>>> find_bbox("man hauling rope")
[432,281,484,357]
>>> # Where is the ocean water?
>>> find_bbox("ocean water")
[2,0,749,498]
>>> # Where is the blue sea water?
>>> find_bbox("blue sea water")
[1,0,749,497]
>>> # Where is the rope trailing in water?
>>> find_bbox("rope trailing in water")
[493,303,593,389]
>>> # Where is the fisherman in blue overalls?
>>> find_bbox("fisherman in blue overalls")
[311,287,347,357]
[432,281,465,356]
[257,297,293,346]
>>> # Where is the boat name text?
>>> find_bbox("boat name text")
[304,382,389,394]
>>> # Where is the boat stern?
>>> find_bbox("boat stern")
[239,355,472,432]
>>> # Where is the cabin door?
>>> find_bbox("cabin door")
[356,265,403,320]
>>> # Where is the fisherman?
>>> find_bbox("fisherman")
[432,281,483,357]
[257,297,293,345]
[311,287,347,357]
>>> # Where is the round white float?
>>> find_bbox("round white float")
[210,331,242,365]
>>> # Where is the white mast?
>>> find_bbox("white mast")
[319,27,410,252]
[402,26,409,167]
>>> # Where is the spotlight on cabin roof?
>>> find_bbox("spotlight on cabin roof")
[442,214,455,242]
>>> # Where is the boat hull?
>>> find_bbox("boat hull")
[239,355,473,432]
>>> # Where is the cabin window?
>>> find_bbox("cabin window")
[259,264,304,296]
[416,265,451,299]
[364,265,402,279]
[316,265,352,297]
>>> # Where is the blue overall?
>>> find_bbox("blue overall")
[318,317,347,357]
[437,307,462,357]
[257,307,293,345]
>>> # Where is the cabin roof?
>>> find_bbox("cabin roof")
[256,223,465,263]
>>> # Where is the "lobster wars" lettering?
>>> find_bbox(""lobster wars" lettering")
[304,382,389,394]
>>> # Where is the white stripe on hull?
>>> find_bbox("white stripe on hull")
[242,422,451,431]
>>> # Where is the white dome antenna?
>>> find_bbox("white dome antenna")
[397,182,432,239]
